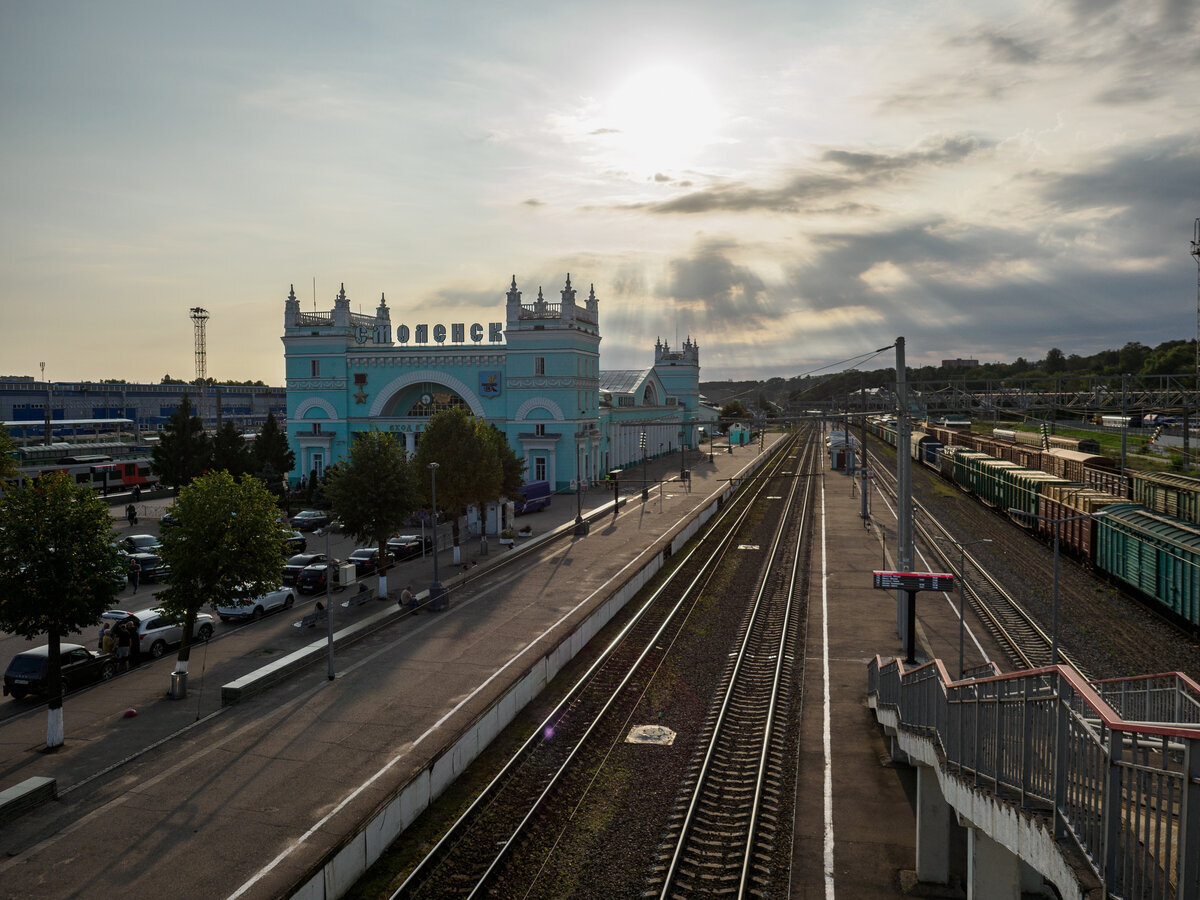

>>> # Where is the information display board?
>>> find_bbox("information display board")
[872,571,955,592]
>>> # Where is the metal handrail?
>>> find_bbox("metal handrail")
[868,656,1200,899]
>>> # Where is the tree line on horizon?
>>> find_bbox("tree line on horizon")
[700,338,1197,409]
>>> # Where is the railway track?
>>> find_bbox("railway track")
[866,442,1089,677]
[646,432,817,897]
[387,429,811,898]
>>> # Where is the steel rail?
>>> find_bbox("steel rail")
[657,430,817,897]
[390,432,802,899]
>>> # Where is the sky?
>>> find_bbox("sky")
[2,0,1199,386]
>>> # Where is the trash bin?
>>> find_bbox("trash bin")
[169,671,187,700]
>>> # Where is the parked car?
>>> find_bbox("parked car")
[160,512,181,527]
[283,552,327,586]
[283,530,307,555]
[122,534,161,554]
[296,560,344,594]
[348,547,392,576]
[291,509,332,531]
[127,551,170,583]
[387,534,432,561]
[215,586,295,622]
[4,644,116,700]
[102,606,215,659]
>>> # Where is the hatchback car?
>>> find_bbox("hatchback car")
[296,560,344,594]
[102,607,215,659]
[387,534,432,561]
[215,586,295,622]
[4,644,116,701]
[283,552,327,585]
[291,509,332,531]
[348,547,392,577]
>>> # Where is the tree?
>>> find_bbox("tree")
[411,407,492,553]
[323,430,417,597]
[485,422,526,513]
[720,400,751,420]
[252,411,295,481]
[0,428,17,484]
[155,471,285,688]
[211,421,253,479]
[152,395,211,491]
[1044,347,1066,374]
[0,473,123,748]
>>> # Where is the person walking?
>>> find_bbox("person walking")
[126,503,138,527]
[128,558,142,594]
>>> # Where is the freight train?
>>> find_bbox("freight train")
[863,416,1200,633]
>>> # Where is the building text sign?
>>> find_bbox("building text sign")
[872,571,955,592]
[355,322,504,345]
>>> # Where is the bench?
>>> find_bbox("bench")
[0,776,56,825]
[341,586,377,608]
[294,607,329,629]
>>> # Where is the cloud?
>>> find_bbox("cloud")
[522,198,544,207]
[657,240,776,329]
[952,27,1042,65]
[627,134,984,215]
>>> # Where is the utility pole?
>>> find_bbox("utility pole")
[896,338,914,646]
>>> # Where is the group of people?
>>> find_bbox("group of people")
[99,619,140,671]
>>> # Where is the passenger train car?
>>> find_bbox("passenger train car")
[863,414,1200,633]
[15,455,157,492]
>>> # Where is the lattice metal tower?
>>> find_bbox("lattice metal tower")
[1192,219,1200,375]
[190,307,209,382]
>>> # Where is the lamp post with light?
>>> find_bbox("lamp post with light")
[933,536,992,678]
[428,463,444,609]
[1007,507,1110,665]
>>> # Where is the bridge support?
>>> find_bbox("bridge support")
[967,826,1022,899]
[916,766,952,885]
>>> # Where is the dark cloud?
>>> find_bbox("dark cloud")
[522,198,544,207]
[627,135,983,216]
[657,240,776,328]
[653,173,671,183]
[1094,82,1165,105]
[952,27,1041,64]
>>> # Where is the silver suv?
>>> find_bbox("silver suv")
[102,606,215,659]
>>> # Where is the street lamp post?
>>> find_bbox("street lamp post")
[1007,507,1108,665]
[429,463,444,610]
[640,431,648,500]
[934,536,992,678]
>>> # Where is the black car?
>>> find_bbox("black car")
[291,509,332,532]
[4,644,116,701]
[283,552,327,586]
[122,534,161,554]
[296,560,343,594]
[387,534,432,561]
[283,530,308,555]
[348,547,392,577]
[127,552,170,583]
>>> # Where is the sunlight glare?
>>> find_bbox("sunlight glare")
[601,64,719,172]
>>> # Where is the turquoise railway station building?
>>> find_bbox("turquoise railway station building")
[282,275,710,495]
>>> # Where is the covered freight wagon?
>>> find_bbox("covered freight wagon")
[1043,448,1116,484]
[1036,485,1123,560]
[1095,504,1200,630]
[1130,471,1200,527]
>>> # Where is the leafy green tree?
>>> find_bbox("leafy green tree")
[252,411,295,481]
[0,473,123,748]
[156,471,285,686]
[1044,347,1066,374]
[152,395,211,491]
[411,407,490,553]
[211,421,253,478]
[0,428,17,484]
[485,422,526,521]
[323,430,417,597]
[720,400,751,420]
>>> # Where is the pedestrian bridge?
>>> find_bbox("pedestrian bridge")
[868,657,1200,899]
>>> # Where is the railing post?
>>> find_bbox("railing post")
[1021,677,1033,807]
[1101,725,1124,896]
[1179,736,1200,900]
[1053,670,1069,840]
